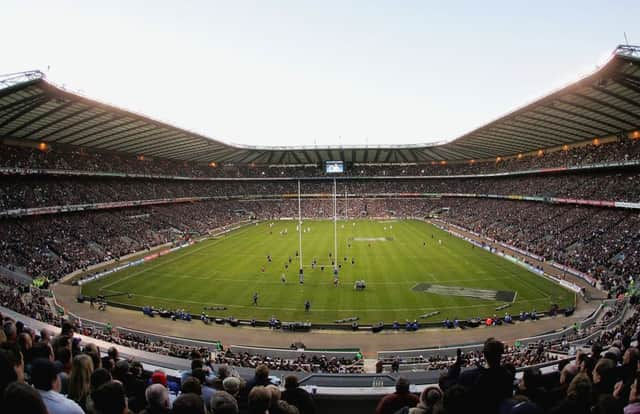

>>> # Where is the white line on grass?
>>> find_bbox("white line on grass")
[143,273,522,286]
[98,226,254,291]
[105,290,552,313]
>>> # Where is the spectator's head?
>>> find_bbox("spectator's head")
[604,346,622,362]
[130,360,143,377]
[91,381,127,414]
[248,385,271,414]
[223,376,241,396]
[31,358,60,392]
[181,376,202,395]
[112,360,129,381]
[3,381,48,414]
[83,343,101,370]
[91,368,112,391]
[0,343,23,383]
[0,348,19,395]
[560,362,578,385]
[395,377,411,393]
[107,347,119,361]
[591,343,603,359]
[3,321,17,343]
[624,347,640,366]
[151,370,168,387]
[191,358,204,371]
[145,383,170,412]
[40,329,52,343]
[69,353,94,402]
[592,358,615,385]
[30,341,54,362]
[210,390,239,414]
[255,364,269,381]
[567,374,592,403]
[483,337,505,367]
[419,386,442,409]
[217,365,230,379]
[284,375,299,390]
[172,392,206,414]
[60,321,75,336]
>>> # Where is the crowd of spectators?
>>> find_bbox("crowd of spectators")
[2,136,640,178]
[0,276,57,323]
[380,343,558,373]
[5,304,638,414]
[0,310,320,413]
[1,193,639,296]
[433,198,640,295]
[2,170,640,212]
[380,299,629,375]
[0,201,243,281]
[0,273,361,377]
[213,349,363,374]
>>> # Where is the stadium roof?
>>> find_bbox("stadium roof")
[1,45,640,165]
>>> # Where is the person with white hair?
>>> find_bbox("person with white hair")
[140,383,171,414]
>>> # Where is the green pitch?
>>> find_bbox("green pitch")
[82,220,574,324]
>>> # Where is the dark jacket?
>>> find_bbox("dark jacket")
[282,387,316,414]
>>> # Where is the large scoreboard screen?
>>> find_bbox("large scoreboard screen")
[325,161,344,174]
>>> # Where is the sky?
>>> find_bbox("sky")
[2,1,639,148]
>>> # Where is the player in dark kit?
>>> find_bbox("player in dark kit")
[253,292,258,306]
[304,300,311,312]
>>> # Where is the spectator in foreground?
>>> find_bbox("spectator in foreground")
[375,377,419,414]
[172,392,206,414]
[266,383,299,414]
[222,376,241,399]
[550,373,592,414]
[625,373,640,414]
[92,380,128,414]
[180,376,202,396]
[409,386,442,414]
[0,347,21,398]
[3,381,49,414]
[140,383,171,414]
[210,390,239,414]
[31,358,84,414]
[192,367,216,410]
[249,385,272,414]
[68,353,94,411]
[247,364,271,391]
[282,374,316,414]
[458,337,514,414]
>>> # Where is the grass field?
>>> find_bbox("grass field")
[82,220,575,324]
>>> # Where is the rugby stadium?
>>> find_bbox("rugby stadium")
[1,43,640,413]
